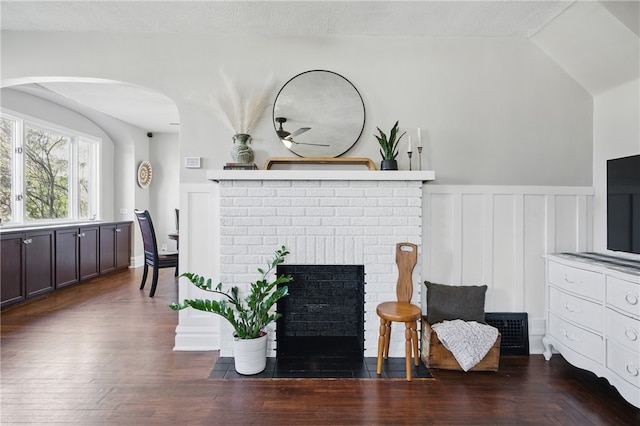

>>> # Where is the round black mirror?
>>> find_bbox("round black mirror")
[273,70,365,158]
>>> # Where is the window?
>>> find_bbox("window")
[0,117,15,222]
[0,112,100,225]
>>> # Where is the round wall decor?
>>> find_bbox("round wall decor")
[137,161,153,188]
[273,70,365,158]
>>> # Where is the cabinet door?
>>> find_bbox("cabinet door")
[1,233,25,308]
[79,226,99,281]
[99,224,116,274]
[25,230,54,298]
[55,228,79,288]
[115,222,131,270]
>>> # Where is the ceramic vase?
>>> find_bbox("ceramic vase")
[232,332,268,375]
[230,133,254,164]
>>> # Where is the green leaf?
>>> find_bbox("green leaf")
[375,121,404,160]
[171,246,293,339]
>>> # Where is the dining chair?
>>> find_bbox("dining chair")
[134,209,178,297]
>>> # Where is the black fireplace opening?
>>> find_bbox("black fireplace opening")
[276,265,365,360]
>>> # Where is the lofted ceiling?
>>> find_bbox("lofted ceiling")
[3,1,635,133]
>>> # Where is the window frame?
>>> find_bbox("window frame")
[1,109,101,226]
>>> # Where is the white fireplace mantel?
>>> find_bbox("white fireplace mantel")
[207,169,435,182]
[193,169,430,357]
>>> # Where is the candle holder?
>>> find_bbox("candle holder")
[417,146,423,171]
[408,151,413,171]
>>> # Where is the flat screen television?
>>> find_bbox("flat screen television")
[607,154,640,254]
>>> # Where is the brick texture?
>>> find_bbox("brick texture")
[218,179,423,357]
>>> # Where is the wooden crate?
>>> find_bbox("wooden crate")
[420,317,501,371]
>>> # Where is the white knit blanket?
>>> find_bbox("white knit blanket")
[431,320,499,372]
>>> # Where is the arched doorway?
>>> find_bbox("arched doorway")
[1,77,181,267]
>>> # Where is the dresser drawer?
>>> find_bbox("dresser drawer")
[548,261,605,301]
[606,308,640,353]
[606,276,640,318]
[550,287,603,332]
[549,312,603,363]
[607,340,640,388]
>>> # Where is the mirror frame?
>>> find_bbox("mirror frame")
[272,70,366,158]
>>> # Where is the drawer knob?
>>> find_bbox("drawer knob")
[625,362,639,377]
[562,274,581,285]
[624,327,638,341]
[561,329,581,343]
[624,292,638,306]
[563,301,581,313]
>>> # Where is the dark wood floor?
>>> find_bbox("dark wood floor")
[2,268,639,425]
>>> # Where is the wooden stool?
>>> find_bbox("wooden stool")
[376,242,421,381]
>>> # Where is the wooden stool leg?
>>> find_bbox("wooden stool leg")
[411,321,419,366]
[405,322,413,381]
[377,317,387,375]
[383,321,391,359]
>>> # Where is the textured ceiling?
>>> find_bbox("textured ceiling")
[1,0,575,37]
[1,1,577,133]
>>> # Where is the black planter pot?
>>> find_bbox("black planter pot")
[380,159,398,170]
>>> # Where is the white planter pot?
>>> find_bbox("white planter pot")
[232,333,268,375]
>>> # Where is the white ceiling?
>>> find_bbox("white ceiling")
[1,0,578,133]
[1,1,575,37]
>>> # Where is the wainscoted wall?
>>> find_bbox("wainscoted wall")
[174,183,220,351]
[422,185,594,353]
[175,183,594,355]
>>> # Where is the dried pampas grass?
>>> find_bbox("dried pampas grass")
[209,70,275,135]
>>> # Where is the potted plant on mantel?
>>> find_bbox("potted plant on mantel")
[375,121,406,170]
[170,246,293,375]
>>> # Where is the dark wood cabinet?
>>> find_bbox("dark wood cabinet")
[55,225,100,288]
[1,233,26,308]
[79,226,100,281]
[1,221,131,309]
[1,230,54,307]
[55,228,80,288]
[115,222,131,270]
[99,224,116,274]
[24,230,55,298]
[100,222,131,274]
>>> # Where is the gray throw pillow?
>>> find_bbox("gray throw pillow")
[425,281,487,324]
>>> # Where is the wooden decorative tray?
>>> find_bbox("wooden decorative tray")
[264,157,376,170]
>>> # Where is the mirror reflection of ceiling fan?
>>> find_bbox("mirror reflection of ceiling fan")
[275,117,329,147]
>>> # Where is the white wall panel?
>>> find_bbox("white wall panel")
[423,185,594,353]
[523,195,547,318]
[461,194,484,286]
[173,183,220,351]
[492,194,517,310]
[427,193,456,284]
[555,195,579,253]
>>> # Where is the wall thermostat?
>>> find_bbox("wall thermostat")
[184,157,202,169]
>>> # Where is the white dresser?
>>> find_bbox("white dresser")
[543,253,640,409]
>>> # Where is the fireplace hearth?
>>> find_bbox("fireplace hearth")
[276,265,365,360]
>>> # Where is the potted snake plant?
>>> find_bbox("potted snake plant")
[375,121,406,170]
[170,246,292,375]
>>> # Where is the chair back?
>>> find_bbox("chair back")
[175,208,179,230]
[396,242,418,302]
[135,209,159,265]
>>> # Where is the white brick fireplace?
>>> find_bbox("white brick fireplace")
[177,170,434,357]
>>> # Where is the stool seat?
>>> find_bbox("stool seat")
[376,302,421,322]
